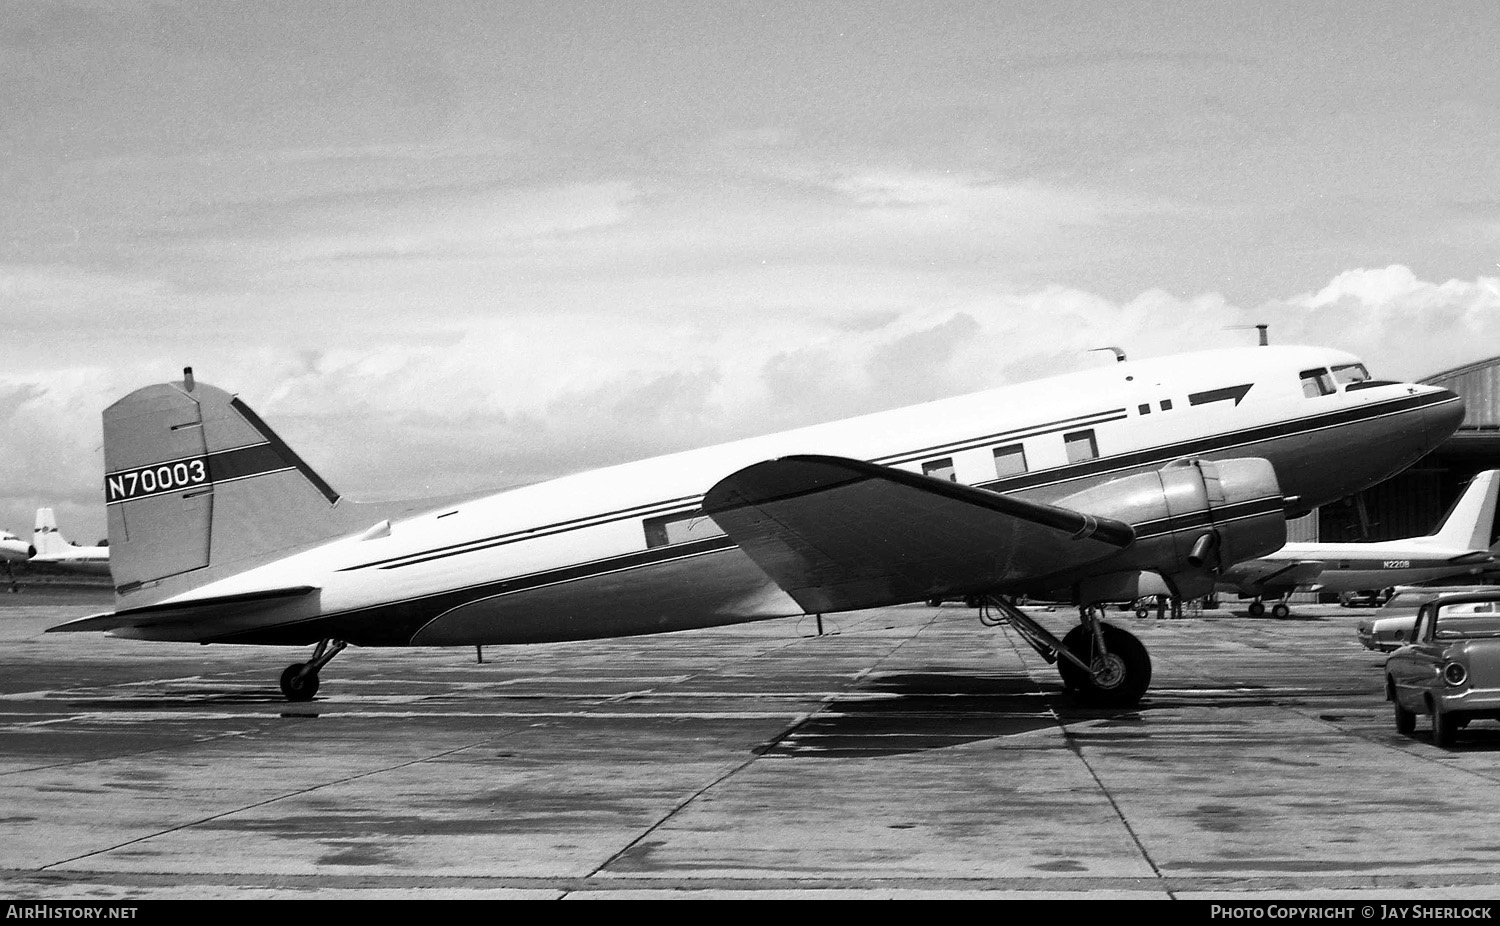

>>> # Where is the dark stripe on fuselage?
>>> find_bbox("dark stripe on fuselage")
[341,493,707,572]
[1325,558,1474,571]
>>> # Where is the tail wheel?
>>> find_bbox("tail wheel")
[1058,622,1152,707]
[280,663,320,702]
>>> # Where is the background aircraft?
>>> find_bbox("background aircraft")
[0,530,31,564]
[29,508,110,576]
[1,529,33,590]
[1219,469,1500,617]
[49,346,1463,705]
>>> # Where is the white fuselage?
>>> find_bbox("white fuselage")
[116,345,1464,645]
[1227,539,1494,595]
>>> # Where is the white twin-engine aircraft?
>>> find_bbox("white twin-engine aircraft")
[50,345,1464,706]
[1218,468,1500,618]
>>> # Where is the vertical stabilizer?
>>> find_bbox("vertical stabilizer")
[1429,470,1500,551]
[32,508,66,556]
[104,376,351,605]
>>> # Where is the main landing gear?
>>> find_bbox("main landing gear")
[279,638,348,702]
[1247,595,1292,619]
[981,595,1151,706]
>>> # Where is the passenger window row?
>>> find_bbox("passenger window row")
[919,429,1097,485]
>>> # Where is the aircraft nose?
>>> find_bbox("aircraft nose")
[1423,387,1465,448]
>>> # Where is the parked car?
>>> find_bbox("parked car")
[1386,591,1500,745]
[1356,585,1498,652]
[1340,587,1393,608]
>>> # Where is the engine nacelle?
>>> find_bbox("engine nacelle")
[1053,458,1287,603]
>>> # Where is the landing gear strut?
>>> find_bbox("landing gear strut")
[981,595,1151,706]
[279,639,347,702]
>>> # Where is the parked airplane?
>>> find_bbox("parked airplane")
[1219,469,1500,618]
[0,530,31,564]
[30,508,110,575]
[48,347,1464,706]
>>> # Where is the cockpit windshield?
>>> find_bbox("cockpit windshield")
[1301,364,1376,397]
[1331,363,1371,386]
[1300,368,1335,397]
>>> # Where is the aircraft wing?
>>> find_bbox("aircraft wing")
[702,454,1135,614]
[1222,559,1324,594]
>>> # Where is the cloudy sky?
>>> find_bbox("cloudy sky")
[2,1,1499,543]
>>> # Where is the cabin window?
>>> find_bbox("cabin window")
[1159,399,1173,411]
[1063,429,1098,463]
[1138,403,1151,415]
[1332,363,1371,387]
[922,458,957,482]
[993,444,1027,477]
[1300,368,1336,397]
[643,510,726,548]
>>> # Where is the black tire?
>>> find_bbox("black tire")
[1271,603,1291,620]
[280,663,320,702]
[1248,601,1266,617]
[1393,696,1416,736]
[1058,622,1152,707]
[1432,705,1459,747]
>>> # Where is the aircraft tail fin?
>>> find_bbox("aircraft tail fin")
[104,371,354,607]
[1429,470,1500,551]
[32,508,69,556]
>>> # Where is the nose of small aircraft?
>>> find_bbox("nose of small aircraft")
[1423,387,1466,449]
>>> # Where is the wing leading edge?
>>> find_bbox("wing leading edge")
[702,454,1135,614]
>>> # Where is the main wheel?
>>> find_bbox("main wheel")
[1271,602,1291,620]
[280,663,320,702]
[1432,705,1459,747]
[1393,697,1416,735]
[1248,601,1266,617]
[1057,623,1152,707]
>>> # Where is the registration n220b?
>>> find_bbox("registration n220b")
[106,459,209,503]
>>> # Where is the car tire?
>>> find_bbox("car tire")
[1433,705,1460,747]
[1393,697,1416,736]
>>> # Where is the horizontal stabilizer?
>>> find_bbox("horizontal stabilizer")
[46,585,318,633]
[703,454,1134,613]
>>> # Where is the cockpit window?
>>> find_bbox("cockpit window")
[1299,368,1336,398]
[1331,363,1371,387]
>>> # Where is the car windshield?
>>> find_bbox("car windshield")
[1434,603,1500,639]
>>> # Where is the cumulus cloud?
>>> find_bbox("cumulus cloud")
[4,263,1498,542]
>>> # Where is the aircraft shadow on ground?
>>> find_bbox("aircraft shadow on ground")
[755,672,1150,758]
